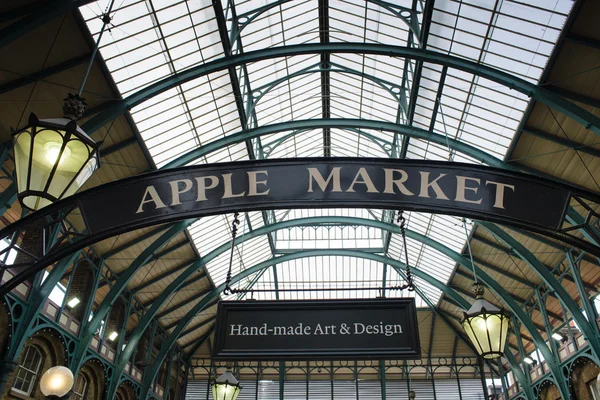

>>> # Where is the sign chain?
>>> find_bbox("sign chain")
[223,210,415,296]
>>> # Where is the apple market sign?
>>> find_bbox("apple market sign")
[79,158,570,235]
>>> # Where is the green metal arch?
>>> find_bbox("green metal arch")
[137,248,543,400]
[70,219,195,373]
[246,61,408,122]
[114,217,564,399]
[478,221,600,360]
[81,43,600,137]
[161,118,512,170]
[262,127,394,158]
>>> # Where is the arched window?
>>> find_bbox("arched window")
[11,345,42,396]
[70,373,88,400]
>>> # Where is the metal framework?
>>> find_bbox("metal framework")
[2,1,600,400]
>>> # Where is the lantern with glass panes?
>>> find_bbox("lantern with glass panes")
[211,366,242,400]
[459,219,510,359]
[12,94,100,210]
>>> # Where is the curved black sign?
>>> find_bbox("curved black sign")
[79,158,570,235]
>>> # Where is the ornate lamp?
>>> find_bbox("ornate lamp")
[462,283,510,359]
[39,366,74,399]
[12,94,100,210]
[211,367,242,400]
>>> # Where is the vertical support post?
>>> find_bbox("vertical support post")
[279,361,285,400]
[163,349,175,397]
[115,294,133,362]
[496,359,509,400]
[567,251,600,330]
[180,359,190,400]
[535,288,560,359]
[146,319,158,365]
[455,362,463,400]
[379,360,386,400]
[330,361,334,400]
[478,360,489,399]
[306,361,309,400]
[560,301,578,351]
[354,361,358,400]
[513,321,535,398]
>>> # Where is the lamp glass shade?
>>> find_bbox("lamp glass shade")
[13,114,99,210]
[462,297,509,359]
[211,371,242,400]
[39,366,74,397]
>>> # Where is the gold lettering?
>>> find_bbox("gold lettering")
[222,173,246,198]
[485,181,515,209]
[194,176,219,201]
[307,167,342,192]
[455,176,482,204]
[247,170,270,196]
[168,179,193,206]
[136,185,167,214]
[347,168,379,193]
[419,172,449,200]
[383,168,414,195]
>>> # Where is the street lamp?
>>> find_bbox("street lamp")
[462,283,510,359]
[39,366,74,399]
[211,367,242,400]
[12,94,100,210]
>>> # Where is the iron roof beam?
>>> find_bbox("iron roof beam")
[81,43,600,139]
[472,234,597,292]
[318,0,331,157]
[132,259,195,294]
[0,53,91,94]
[163,298,219,332]
[0,0,97,48]
[522,126,600,159]
[101,224,172,259]
[99,136,139,157]
[70,219,195,373]
[399,0,435,159]
[184,325,215,358]
[155,288,213,319]
[179,315,217,340]
[547,85,600,109]
[565,34,600,50]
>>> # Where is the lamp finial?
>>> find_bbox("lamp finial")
[63,93,87,120]
[472,283,485,299]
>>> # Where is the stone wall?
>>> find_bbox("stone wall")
[571,358,600,400]
[2,329,66,400]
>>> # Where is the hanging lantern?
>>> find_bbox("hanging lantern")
[462,283,510,359]
[211,368,242,400]
[12,94,100,210]
[39,366,74,398]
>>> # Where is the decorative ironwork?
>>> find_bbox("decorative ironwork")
[222,210,415,296]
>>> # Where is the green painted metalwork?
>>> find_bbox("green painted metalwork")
[0,182,17,216]
[81,44,600,138]
[245,61,408,121]
[71,220,194,373]
[478,221,600,361]
[140,248,530,399]
[112,216,563,379]
[567,251,600,324]
[0,251,80,395]
[160,118,511,170]
[0,0,96,48]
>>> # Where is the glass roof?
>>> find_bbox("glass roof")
[80,0,573,306]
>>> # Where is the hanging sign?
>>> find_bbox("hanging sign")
[77,158,571,235]
[212,299,421,360]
